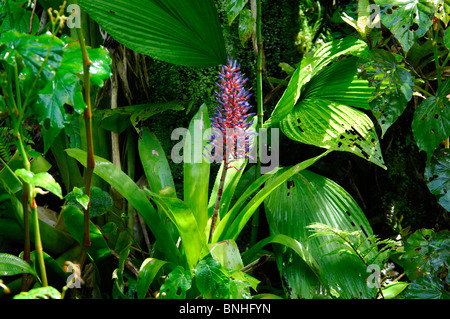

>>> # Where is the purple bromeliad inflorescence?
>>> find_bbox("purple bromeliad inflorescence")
[208,57,256,166]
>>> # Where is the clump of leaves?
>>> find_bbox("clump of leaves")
[401,228,450,299]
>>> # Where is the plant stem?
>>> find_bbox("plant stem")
[209,162,228,242]
[30,197,48,287]
[250,0,264,247]
[126,128,136,236]
[75,23,94,270]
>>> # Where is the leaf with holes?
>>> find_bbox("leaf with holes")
[280,98,385,169]
[160,266,192,299]
[357,49,413,136]
[374,0,435,53]
[264,169,377,298]
[425,148,450,210]
[405,274,450,299]
[412,96,450,162]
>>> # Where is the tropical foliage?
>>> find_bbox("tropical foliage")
[0,0,448,301]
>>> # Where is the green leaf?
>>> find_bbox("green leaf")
[374,0,435,53]
[0,30,63,82]
[208,239,244,271]
[238,8,255,47]
[183,104,211,235]
[412,94,450,162]
[226,0,248,25]
[425,148,450,210]
[0,253,35,277]
[144,189,203,272]
[402,229,450,282]
[13,286,61,299]
[160,266,192,299]
[66,148,182,265]
[264,170,377,299]
[137,258,168,299]
[78,0,226,67]
[14,169,62,199]
[405,274,450,299]
[357,49,414,136]
[138,128,176,197]
[280,98,386,169]
[194,257,228,298]
[265,37,370,127]
[381,281,409,299]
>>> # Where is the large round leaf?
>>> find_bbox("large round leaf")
[264,170,377,299]
[78,0,226,67]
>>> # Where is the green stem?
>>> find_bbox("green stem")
[75,19,94,270]
[209,162,228,243]
[31,197,48,287]
[126,128,136,236]
[250,0,263,247]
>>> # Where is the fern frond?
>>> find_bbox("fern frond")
[0,127,11,162]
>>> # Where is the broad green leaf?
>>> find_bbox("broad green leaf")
[238,8,255,47]
[138,129,176,197]
[13,286,61,299]
[34,38,111,152]
[78,0,226,67]
[425,148,450,210]
[144,189,203,272]
[183,104,211,235]
[412,87,450,162]
[227,0,248,25]
[137,258,168,299]
[264,170,377,299]
[302,57,374,111]
[160,266,192,299]
[374,0,435,53]
[208,239,244,271]
[0,253,35,277]
[402,229,450,281]
[357,49,414,136]
[280,98,385,169]
[405,274,450,299]
[0,4,40,34]
[14,169,62,199]
[264,37,370,127]
[65,148,182,264]
[62,205,112,267]
[0,30,63,82]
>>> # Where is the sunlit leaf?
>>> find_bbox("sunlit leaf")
[374,0,435,53]
[78,0,226,67]
[15,169,62,199]
[238,8,255,47]
[226,0,248,25]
